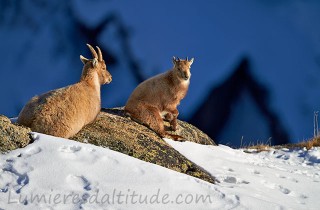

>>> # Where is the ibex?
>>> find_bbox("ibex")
[125,57,194,141]
[17,44,112,138]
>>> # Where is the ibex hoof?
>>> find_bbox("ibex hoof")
[166,133,185,142]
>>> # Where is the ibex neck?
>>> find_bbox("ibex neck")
[81,72,101,95]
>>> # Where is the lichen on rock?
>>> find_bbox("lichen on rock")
[72,107,216,183]
[0,115,32,153]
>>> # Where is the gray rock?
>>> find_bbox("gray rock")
[72,107,216,183]
[0,115,32,153]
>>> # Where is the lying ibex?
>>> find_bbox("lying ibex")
[17,44,112,138]
[125,57,194,141]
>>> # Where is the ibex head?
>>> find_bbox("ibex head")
[172,56,194,81]
[80,44,112,85]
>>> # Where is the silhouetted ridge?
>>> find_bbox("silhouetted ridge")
[190,57,289,146]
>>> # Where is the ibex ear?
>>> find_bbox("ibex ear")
[92,58,98,67]
[172,56,177,64]
[189,58,194,65]
[80,55,89,64]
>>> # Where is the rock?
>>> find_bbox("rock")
[0,115,32,153]
[0,108,217,184]
[72,107,216,183]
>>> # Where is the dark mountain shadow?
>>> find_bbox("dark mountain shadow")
[190,57,289,147]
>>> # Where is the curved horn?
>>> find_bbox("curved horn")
[86,44,98,59]
[96,46,103,61]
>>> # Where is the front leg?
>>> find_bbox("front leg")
[165,108,179,131]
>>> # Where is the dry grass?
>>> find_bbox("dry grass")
[240,138,272,153]
[244,144,272,153]
[276,137,320,150]
[243,137,320,153]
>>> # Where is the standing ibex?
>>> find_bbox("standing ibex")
[125,57,194,141]
[17,44,112,138]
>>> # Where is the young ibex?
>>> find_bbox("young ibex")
[125,57,194,141]
[17,44,112,138]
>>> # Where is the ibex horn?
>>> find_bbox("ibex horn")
[86,44,98,59]
[96,46,103,61]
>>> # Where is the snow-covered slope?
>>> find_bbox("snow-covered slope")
[166,139,320,209]
[0,134,319,209]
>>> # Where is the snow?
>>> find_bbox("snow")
[0,134,233,210]
[0,134,319,209]
[165,138,320,209]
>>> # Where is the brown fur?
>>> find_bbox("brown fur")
[17,44,112,138]
[125,57,194,141]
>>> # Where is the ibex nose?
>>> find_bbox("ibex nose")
[183,73,190,80]
[107,76,112,84]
